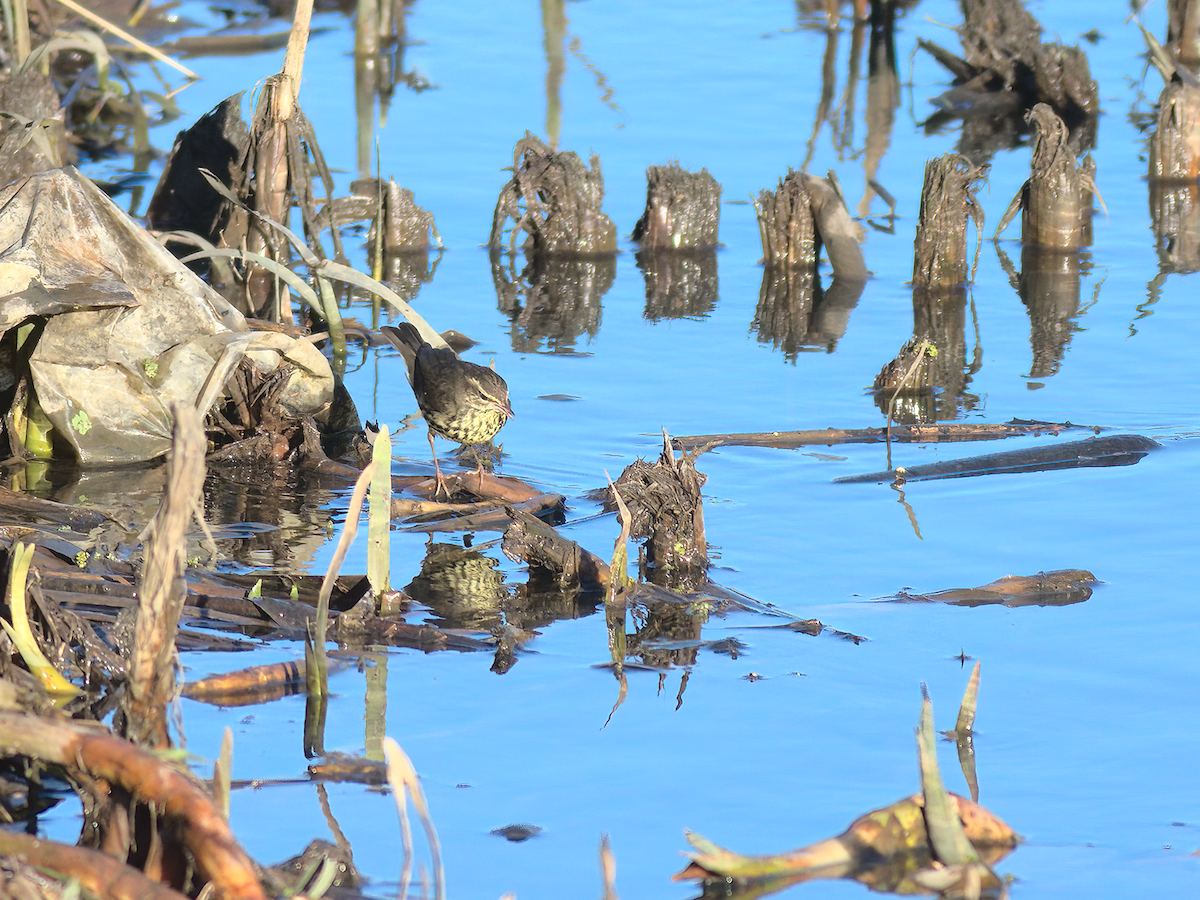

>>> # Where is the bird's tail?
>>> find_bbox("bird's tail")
[380,323,425,379]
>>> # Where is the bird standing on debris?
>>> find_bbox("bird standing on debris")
[381,323,514,495]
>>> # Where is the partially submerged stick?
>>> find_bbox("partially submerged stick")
[673,419,1089,452]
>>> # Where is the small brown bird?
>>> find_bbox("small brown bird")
[381,323,514,495]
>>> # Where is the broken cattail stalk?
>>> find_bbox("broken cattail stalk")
[755,170,816,270]
[755,171,866,279]
[1149,80,1200,183]
[489,132,618,255]
[632,162,721,249]
[912,154,987,288]
[997,103,1096,250]
[1168,0,1200,66]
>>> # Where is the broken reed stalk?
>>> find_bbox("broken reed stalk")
[214,726,234,819]
[248,76,295,322]
[251,0,313,274]
[279,0,313,119]
[383,737,445,900]
[120,404,206,749]
[52,0,199,78]
[310,460,375,701]
[600,833,620,900]
[602,476,632,723]
[367,425,392,596]
[1168,0,1200,65]
[7,0,30,67]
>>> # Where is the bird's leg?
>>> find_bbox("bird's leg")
[468,444,493,495]
[428,429,449,499]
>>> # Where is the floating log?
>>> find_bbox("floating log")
[834,434,1159,484]
[501,507,611,590]
[887,569,1099,608]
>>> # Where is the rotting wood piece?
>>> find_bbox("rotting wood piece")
[0,487,117,535]
[489,132,618,255]
[631,162,721,249]
[501,507,611,589]
[912,154,988,288]
[182,659,308,703]
[402,492,565,535]
[0,711,265,900]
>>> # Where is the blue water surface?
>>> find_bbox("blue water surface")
[79,0,1200,897]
